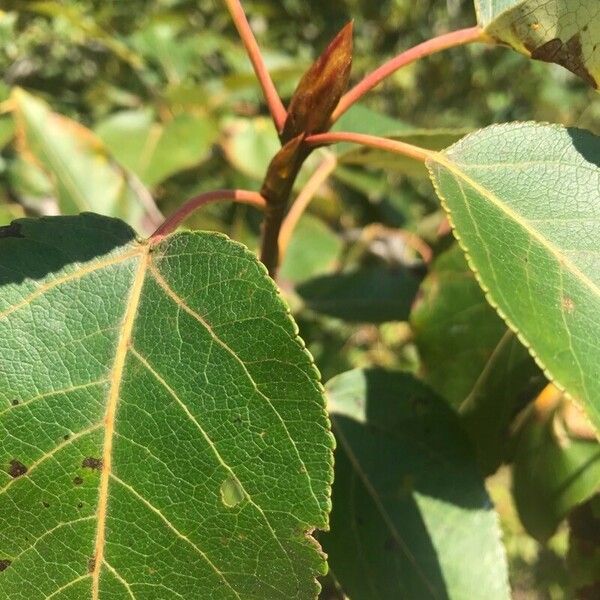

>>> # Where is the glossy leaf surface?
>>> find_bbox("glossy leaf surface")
[428,123,600,431]
[322,369,509,600]
[475,0,600,87]
[0,213,333,599]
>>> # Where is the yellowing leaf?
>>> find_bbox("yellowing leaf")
[475,0,600,88]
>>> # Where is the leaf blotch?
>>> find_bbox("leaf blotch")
[8,460,27,478]
[562,297,575,314]
[220,475,245,508]
[81,457,103,471]
[530,35,596,89]
[0,560,11,572]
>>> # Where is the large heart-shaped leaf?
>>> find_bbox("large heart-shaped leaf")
[427,123,600,431]
[322,369,509,599]
[0,213,333,598]
[475,0,600,88]
[12,90,160,230]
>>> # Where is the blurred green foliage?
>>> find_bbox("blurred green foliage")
[1,1,598,597]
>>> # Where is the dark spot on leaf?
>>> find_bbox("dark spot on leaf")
[530,35,596,88]
[63,434,70,441]
[0,560,11,572]
[42,501,50,508]
[77,502,84,509]
[8,460,27,478]
[11,399,19,406]
[0,223,24,239]
[88,557,96,573]
[81,457,103,471]
[73,476,84,486]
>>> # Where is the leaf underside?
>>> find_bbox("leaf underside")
[476,0,600,88]
[0,213,333,599]
[428,122,600,432]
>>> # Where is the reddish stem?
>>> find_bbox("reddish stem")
[306,131,433,163]
[331,26,485,123]
[224,0,287,132]
[150,189,266,243]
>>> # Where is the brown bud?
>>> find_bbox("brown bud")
[261,134,306,203]
[281,22,353,142]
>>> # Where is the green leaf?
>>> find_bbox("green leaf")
[411,244,512,407]
[95,109,218,188]
[475,0,600,88]
[0,117,14,149]
[298,266,421,323]
[334,104,469,179]
[323,368,510,600]
[221,117,281,181]
[0,213,333,598]
[411,244,545,472]
[0,202,24,226]
[427,123,600,431]
[279,215,343,284]
[12,89,158,229]
[567,494,600,596]
[513,394,600,541]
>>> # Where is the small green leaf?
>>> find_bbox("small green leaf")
[323,369,510,600]
[95,109,218,188]
[12,90,156,229]
[221,117,281,181]
[513,394,600,541]
[411,244,545,473]
[427,122,600,432]
[334,104,469,179]
[279,215,343,284]
[0,117,14,149]
[0,213,333,598]
[475,0,600,88]
[298,266,421,323]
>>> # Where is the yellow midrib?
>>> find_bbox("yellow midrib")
[429,153,600,301]
[91,245,150,600]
